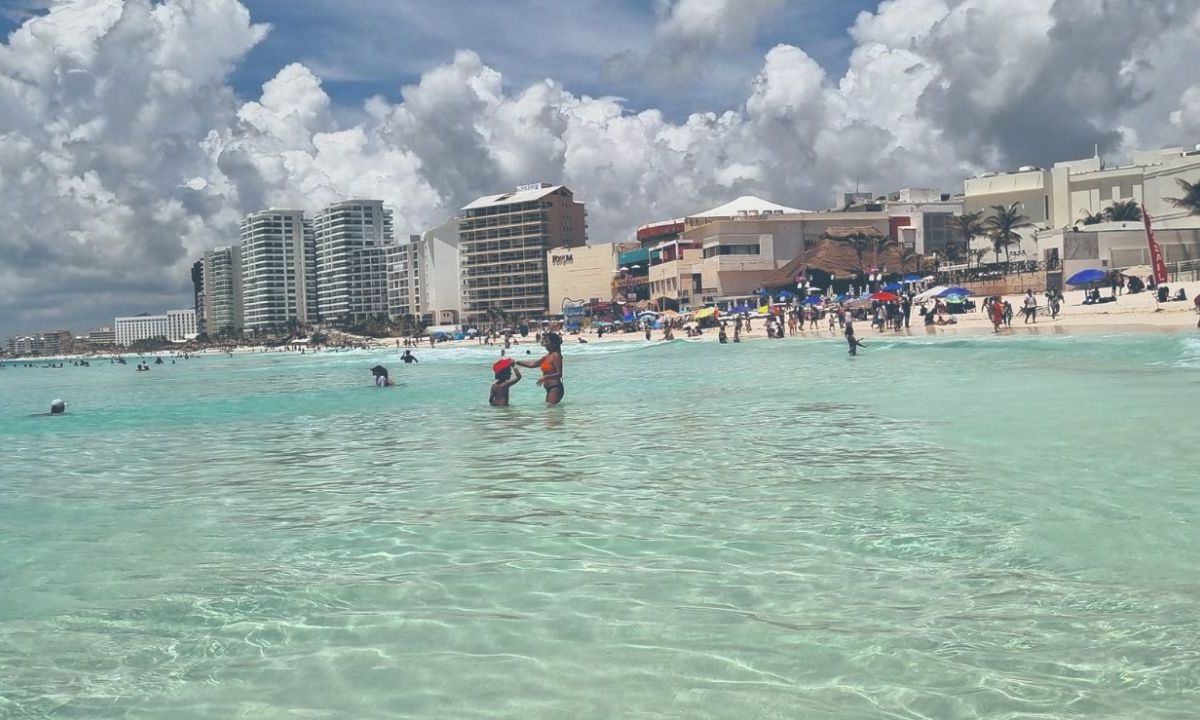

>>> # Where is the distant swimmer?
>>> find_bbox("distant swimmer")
[50,399,66,415]
[488,358,522,406]
[517,331,564,405]
[401,350,418,364]
[370,365,395,387]
[136,362,150,371]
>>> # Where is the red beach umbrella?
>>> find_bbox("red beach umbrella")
[869,291,899,302]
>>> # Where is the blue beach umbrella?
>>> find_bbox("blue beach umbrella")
[903,273,922,283]
[882,282,903,291]
[803,295,822,305]
[1066,268,1108,285]
[938,286,973,298]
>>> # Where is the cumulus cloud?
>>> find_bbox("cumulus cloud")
[604,0,786,86]
[1,0,1199,337]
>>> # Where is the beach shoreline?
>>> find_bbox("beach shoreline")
[4,282,1197,363]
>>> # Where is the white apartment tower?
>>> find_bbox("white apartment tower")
[459,184,586,325]
[313,200,394,324]
[239,209,317,332]
[202,245,244,334]
[386,235,424,320]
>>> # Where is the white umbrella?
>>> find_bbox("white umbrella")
[914,285,948,303]
[1119,264,1152,277]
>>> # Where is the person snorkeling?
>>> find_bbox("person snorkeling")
[488,358,522,406]
[516,331,564,405]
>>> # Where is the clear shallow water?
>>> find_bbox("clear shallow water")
[2,333,1198,719]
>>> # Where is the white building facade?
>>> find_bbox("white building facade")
[420,218,462,326]
[314,200,394,324]
[386,235,424,320]
[202,245,244,334]
[240,209,317,332]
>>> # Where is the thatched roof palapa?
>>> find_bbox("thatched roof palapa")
[763,233,906,288]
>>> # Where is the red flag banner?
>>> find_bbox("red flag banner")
[1142,210,1169,284]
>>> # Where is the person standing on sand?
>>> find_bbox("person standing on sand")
[1003,301,1014,327]
[1023,289,1038,324]
[990,297,1005,332]
[516,331,564,405]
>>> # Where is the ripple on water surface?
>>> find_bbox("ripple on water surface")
[1,334,1199,718]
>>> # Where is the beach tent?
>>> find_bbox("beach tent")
[1067,268,1108,285]
[937,287,973,298]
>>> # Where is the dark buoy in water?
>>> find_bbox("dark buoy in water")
[50,399,66,414]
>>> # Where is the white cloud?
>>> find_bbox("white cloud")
[1,0,1199,337]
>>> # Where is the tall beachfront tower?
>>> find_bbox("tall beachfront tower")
[386,235,424,321]
[459,184,586,326]
[190,259,205,335]
[202,245,243,335]
[313,200,394,325]
[239,209,317,332]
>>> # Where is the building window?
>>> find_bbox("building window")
[703,244,760,258]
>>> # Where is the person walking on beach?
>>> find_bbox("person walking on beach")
[516,331,564,405]
[1003,301,1014,327]
[1023,290,1038,324]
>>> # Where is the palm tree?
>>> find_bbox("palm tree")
[1103,199,1142,222]
[1167,178,1200,215]
[827,231,876,276]
[870,235,898,270]
[971,247,991,267]
[947,210,985,265]
[984,203,1032,264]
[1078,209,1105,225]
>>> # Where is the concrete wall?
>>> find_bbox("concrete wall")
[547,242,633,312]
[421,219,461,320]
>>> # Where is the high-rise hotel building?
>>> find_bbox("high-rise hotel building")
[313,200,394,324]
[202,245,243,334]
[239,209,317,332]
[386,235,424,320]
[459,184,586,325]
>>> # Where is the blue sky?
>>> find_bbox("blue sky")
[1,0,877,116]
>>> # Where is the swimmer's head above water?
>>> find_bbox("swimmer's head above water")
[50,399,66,414]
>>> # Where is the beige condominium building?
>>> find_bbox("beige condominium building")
[386,235,424,321]
[202,245,243,334]
[314,200,394,324]
[684,212,892,301]
[459,184,586,325]
[546,242,638,313]
[239,209,317,332]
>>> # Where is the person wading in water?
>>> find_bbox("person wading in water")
[517,331,565,405]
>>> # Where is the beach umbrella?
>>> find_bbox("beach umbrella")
[937,287,972,298]
[903,273,922,283]
[1066,268,1107,285]
[914,285,947,302]
[944,296,967,304]
[870,291,899,301]
[1120,264,1152,277]
[807,287,823,294]
[803,295,822,305]
[882,282,903,291]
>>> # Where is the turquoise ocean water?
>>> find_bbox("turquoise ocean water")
[2,332,1199,718]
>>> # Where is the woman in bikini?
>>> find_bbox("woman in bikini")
[517,331,564,405]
